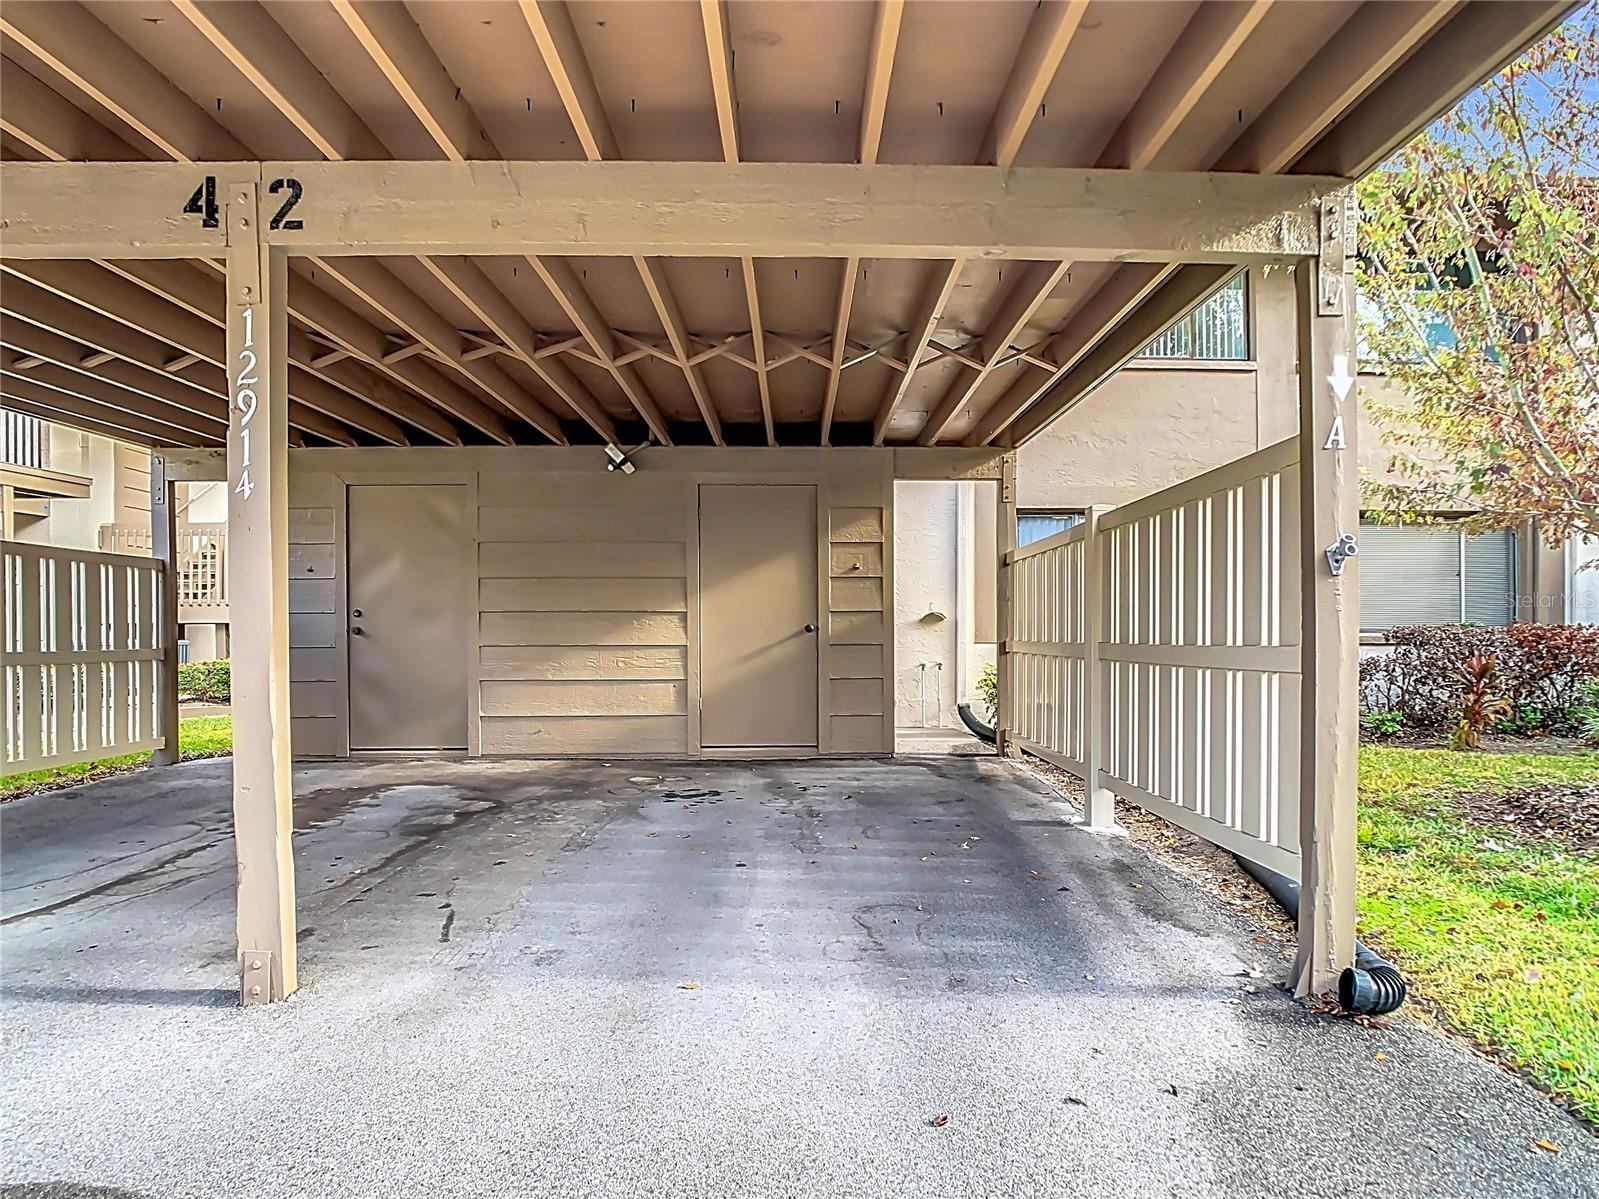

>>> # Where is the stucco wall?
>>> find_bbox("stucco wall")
[892,481,959,729]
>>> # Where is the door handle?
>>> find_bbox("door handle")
[803,623,817,634]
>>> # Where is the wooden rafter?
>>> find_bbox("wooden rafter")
[634,257,725,445]
[0,293,354,446]
[1005,265,1241,446]
[520,0,621,161]
[311,257,566,444]
[0,58,138,161]
[527,255,672,444]
[979,0,1091,168]
[3,261,396,443]
[916,260,1069,445]
[740,260,775,444]
[1,354,223,442]
[1101,0,1276,170]
[1217,0,1460,174]
[173,0,388,161]
[963,264,1173,446]
[1,369,214,447]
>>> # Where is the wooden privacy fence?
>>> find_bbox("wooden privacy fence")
[1005,438,1302,878]
[3,542,167,773]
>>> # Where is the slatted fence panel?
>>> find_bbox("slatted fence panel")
[1006,439,1302,878]
[3,542,167,773]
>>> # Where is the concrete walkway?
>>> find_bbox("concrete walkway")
[1,757,1593,1199]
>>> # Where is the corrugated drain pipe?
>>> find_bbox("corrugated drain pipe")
[1231,854,1407,1015]
[957,703,996,744]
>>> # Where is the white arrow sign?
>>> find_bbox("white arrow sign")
[1327,353,1355,404]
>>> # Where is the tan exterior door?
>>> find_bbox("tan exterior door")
[347,484,470,751]
[698,484,819,748]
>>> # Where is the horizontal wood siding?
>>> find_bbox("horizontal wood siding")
[478,471,690,756]
[286,470,342,758]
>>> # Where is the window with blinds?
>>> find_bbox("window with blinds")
[1139,275,1249,361]
[1358,521,1517,634]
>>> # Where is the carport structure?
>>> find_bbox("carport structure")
[0,1,1569,1006]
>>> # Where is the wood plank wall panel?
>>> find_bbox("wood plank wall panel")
[476,470,691,756]
[827,470,892,754]
[287,469,342,757]
[285,448,895,759]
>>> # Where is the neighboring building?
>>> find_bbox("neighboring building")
[894,265,1589,730]
[1,411,231,661]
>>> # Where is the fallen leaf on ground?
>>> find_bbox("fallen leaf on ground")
[1163,1084,1178,1097]
[1029,871,1048,881]
[850,842,859,850]
[1373,1051,1388,1061]
[679,981,700,991]
[1534,1139,1561,1154]
[929,1114,950,1128]
[1063,1096,1087,1107]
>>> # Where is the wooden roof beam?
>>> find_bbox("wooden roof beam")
[0,391,173,450]
[1291,1,1569,178]
[421,256,618,445]
[521,0,620,160]
[1100,0,1276,170]
[963,264,1174,446]
[0,59,140,161]
[0,281,355,445]
[103,258,462,445]
[872,262,962,444]
[916,260,1069,446]
[0,0,250,161]
[1,356,223,442]
[308,258,566,443]
[1217,0,1461,174]
[739,260,776,445]
[979,0,1092,168]
[173,0,389,161]
[329,0,485,161]
[1,371,214,447]
[1005,265,1241,446]
[527,256,671,445]
[2,261,400,444]
[633,257,725,446]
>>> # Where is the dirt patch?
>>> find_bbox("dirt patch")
[1459,780,1599,854]
[1364,730,1594,755]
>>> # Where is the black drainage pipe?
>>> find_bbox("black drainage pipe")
[1232,854,1407,1016]
[957,703,996,744]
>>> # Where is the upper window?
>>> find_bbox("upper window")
[1139,275,1248,361]
[1017,510,1083,547]
[1357,520,1517,634]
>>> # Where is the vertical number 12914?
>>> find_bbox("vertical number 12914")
[234,306,259,501]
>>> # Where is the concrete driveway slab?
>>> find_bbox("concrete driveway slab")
[1,757,1593,1198]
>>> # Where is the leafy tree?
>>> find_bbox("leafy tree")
[1358,5,1598,544]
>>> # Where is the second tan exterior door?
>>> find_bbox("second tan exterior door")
[698,484,819,748]
[347,484,470,751]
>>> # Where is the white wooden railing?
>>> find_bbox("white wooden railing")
[100,522,229,619]
[1005,438,1302,878]
[3,542,167,773]
[2,411,45,470]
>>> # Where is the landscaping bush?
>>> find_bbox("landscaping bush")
[1359,623,1599,735]
[178,658,230,703]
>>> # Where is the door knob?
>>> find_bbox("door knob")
[351,626,364,636]
[803,623,817,634]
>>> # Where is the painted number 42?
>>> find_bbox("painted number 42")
[182,175,305,230]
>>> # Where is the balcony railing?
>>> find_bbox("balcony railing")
[98,522,229,620]
[2,410,45,470]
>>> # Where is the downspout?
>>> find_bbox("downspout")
[1232,854,1407,1015]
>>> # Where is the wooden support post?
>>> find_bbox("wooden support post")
[1293,191,1359,997]
[226,181,297,1005]
[1080,504,1116,830]
[994,452,1019,758]
[1,484,15,540]
[149,454,180,767]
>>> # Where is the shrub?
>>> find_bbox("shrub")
[1576,680,1599,747]
[1449,653,1512,750]
[1360,623,1599,735]
[976,663,998,721]
[1361,709,1404,738]
[178,658,230,703]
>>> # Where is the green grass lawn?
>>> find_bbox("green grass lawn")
[1358,744,1599,1123]
[0,716,232,801]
